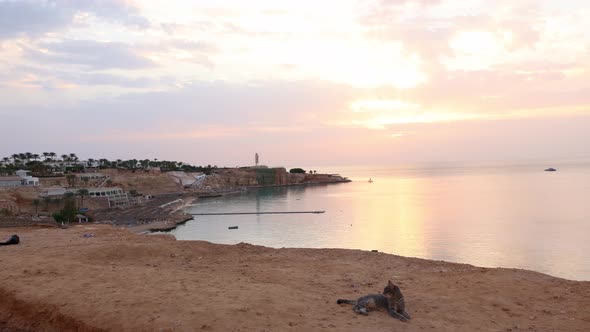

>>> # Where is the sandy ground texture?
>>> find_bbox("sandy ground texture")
[0,225,589,332]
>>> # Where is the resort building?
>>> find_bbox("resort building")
[88,187,129,208]
[0,170,39,187]
[15,170,39,186]
[77,173,106,180]
[85,160,100,168]
[40,187,69,198]
[0,176,23,188]
[76,172,108,186]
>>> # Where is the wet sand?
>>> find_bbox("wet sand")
[0,225,589,331]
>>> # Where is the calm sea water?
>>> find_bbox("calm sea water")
[172,162,590,281]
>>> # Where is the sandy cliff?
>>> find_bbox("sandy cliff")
[197,168,348,191]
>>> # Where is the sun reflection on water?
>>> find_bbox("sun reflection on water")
[176,164,590,280]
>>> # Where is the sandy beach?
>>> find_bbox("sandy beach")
[0,225,589,332]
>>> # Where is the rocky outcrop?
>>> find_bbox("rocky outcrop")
[191,167,349,191]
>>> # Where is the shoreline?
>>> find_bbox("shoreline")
[125,215,193,233]
[1,225,588,331]
[125,179,351,233]
[192,177,352,196]
[156,232,588,282]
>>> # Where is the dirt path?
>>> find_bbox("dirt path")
[0,225,589,331]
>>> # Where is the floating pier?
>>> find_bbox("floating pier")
[192,211,325,216]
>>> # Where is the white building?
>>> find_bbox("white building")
[40,187,69,198]
[85,160,100,168]
[42,161,66,173]
[15,170,39,186]
[77,173,107,181]
[88,187,129,208]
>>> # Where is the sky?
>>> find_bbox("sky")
[1,0,589,167]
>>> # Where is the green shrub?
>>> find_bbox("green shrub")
[52,196,78,223]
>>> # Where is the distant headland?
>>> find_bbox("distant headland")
[0,151,349,231]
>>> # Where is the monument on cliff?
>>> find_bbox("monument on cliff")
[255,153,259,167]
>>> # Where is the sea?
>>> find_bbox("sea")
[172,161,590,281]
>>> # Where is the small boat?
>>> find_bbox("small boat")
[228,226,239,230]
[368,178,373,183]
[544,168,557,172]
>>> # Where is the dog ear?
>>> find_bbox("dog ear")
[388,280,394,286]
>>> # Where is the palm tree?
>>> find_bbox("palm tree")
[13,154,24,165]
[2,157,9,164]
[25,152,33,162]
[32,199,40,215]
[69,153,78,162]
[49,152,57,161]
[77,189,89,208]
[32,154,40,161]
[42,152,49,160]
[61,154,69,162]
[66,174,76,187]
